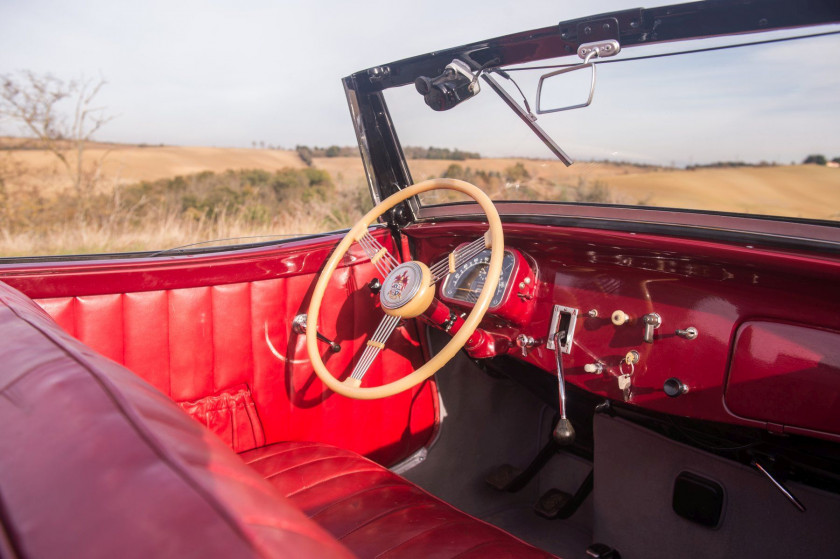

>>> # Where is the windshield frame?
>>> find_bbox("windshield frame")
[342,0,840,250]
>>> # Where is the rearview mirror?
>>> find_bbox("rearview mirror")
[535,40,620,114]
[535,62,596,114]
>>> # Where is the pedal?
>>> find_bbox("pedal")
[535,469,594,519]
[485,464,523,491]
[535,488,574,518]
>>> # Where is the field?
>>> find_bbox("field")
[1,140,838,257]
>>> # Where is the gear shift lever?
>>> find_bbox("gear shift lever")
[552,330,575,445]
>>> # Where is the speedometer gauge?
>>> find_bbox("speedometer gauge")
[438,246,537,326]
[440,249,517,308]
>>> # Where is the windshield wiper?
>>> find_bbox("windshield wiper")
[480,72,574,166]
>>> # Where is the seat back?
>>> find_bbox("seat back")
[0,281,353,559]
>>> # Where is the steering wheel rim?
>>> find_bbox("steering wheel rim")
[306,178,503,400]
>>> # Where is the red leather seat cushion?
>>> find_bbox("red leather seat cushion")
[0,281,353,559]
[242,442,556,558]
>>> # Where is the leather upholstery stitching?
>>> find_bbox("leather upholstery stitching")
[374,518,476,558]
[283,467,386,498]
[241,441,338,465]
[262,454,359,479]
[334,501,438,541]
[296,481,406,518]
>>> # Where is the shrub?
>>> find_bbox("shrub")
[504,162,530,183]
[803,154,827,165]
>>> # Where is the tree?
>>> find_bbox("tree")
[803,154,826,165]
[0,71,114,210]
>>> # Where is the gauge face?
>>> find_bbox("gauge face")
[440,249,517,308]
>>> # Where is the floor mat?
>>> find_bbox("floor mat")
[401,331,594,558]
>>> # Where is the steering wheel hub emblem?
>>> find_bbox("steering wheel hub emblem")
[382,262,422,309]
[380,261,435,318]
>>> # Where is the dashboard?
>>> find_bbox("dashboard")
[406,221,840,443]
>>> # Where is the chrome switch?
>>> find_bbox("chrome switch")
[642,312,661,343]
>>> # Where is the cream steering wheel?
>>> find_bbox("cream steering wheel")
[306,179,503,400]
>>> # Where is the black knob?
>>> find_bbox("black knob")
[664,377,688,397]
[415,76,433,95]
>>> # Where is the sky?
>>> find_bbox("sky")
[2,0,839,165]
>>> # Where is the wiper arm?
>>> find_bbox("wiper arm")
[481,72,574,166]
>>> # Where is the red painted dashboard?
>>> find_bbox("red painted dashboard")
[407,222,840,442]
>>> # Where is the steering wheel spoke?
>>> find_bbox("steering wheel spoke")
[346,314,401,387]
[429,230,492,283]
[357,230,400,278]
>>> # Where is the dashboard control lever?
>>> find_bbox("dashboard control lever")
[292,314,341,353]
[753,459,806,512]
[643,312,661,343]
[547,305,578,353]
[552,331,575,446]
[515,334,538,356]
[676,326,698,340]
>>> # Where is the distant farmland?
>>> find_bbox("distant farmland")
[1,141,838,256]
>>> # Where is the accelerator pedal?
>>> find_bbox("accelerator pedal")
[534,469,593,519]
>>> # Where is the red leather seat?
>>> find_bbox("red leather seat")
[0,282,352,559]
[243,441,554,558]
[0,280,556,558]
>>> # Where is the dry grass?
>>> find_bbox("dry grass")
[0,204,332,256]
[603,165,840,220]
[1,141,837,257]
[3,141,308,196]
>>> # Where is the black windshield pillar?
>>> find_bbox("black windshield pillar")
[343,75,414,224]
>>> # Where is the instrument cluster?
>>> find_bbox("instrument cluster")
[438,246,537,326]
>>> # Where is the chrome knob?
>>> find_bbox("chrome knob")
[676,326,698,340]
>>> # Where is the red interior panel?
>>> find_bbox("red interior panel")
[726,321,840,436]
[2,229,438,466]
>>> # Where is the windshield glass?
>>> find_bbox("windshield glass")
[385,30,840,221]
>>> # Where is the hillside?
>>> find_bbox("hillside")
[3,143,308,194]
[1,141,838,256]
